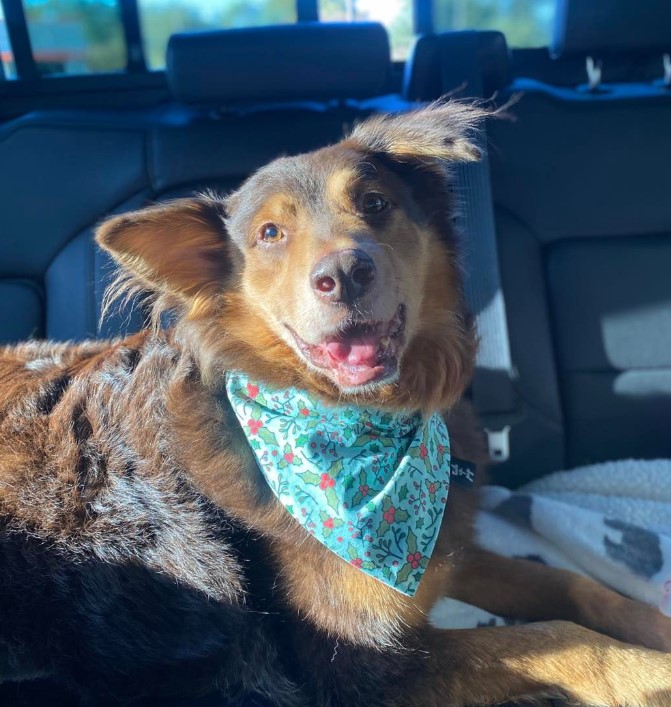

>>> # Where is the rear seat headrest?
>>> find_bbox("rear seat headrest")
[167,22,390,104]
[404,31,511,102]
[551,0,671,58]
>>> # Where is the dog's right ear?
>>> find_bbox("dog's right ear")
[96,195,232,301]
[346,100,486,166]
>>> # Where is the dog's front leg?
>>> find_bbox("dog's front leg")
[420,621,671,707]
[446,547,671,652]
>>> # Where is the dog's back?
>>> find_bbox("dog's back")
[0,337,302,702]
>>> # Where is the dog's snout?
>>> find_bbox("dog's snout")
[310,249,376,304]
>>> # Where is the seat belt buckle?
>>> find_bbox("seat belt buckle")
[483,425,511,463]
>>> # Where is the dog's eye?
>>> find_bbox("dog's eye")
[259,223,284,243]
[361,193,388,214]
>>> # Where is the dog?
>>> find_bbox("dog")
[1,102,670,706]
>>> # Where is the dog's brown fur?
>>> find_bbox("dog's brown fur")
[1,103,670,706]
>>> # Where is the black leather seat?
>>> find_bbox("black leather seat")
[404,0,671,485]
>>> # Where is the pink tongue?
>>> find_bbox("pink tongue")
[326,333,380,366]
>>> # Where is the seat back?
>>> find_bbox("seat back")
[405,4,671,484]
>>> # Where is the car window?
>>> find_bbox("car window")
[433,0,555,48]
[22,0,127,75]
[138,0,297,70]
[0,2,17,78]
[319,0,413,61]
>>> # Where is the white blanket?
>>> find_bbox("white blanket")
[431,459,671,629]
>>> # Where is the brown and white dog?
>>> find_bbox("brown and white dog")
[1,103,670,706]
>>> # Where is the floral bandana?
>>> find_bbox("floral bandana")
[226,372,453,596]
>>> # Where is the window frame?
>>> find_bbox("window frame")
[0,0,429,87]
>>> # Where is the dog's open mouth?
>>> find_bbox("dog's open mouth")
[288,305,406,389]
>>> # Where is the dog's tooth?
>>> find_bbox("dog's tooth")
[380,336,390,350]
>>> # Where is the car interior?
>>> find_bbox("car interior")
[1,0,670,703]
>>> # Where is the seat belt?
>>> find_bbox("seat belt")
[439,31,520,462]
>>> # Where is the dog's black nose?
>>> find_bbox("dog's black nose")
[311,249,376,304]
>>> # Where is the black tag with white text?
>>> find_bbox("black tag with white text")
[450,457,477,488]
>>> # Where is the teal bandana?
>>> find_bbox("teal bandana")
[225,372,451,596]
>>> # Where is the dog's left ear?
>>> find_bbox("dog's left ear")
[346,100,485,165]
[96,195,232,301]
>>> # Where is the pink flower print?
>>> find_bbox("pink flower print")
[407,551,423,569]
[437,443,445,455]
[246,383,259,399]
[323,518,334,529]
[271,450,277,457]
[419,443,429,460]
[336,536,343,543]
[319,473,335,490]
[350,558,363,569]
[383,506,396,524]
[247,419,263,435]
[428,483,436,494]
[283,452,295,464]
[300,407,309,416]
[359,484,370,497]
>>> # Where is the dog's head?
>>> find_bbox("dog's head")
[97,102,483,412]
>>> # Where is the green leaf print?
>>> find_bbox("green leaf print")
[406,529,417,555]
[258,427,278,446]
[347,544,358,560]
[397,485,408,502]
[329,458,344,477]
[325,486,340,512]
[396,563,412,585]
[353,434,372,447]
[295,434,309,447]
[300,471,321,486]
[395,509,409,523]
